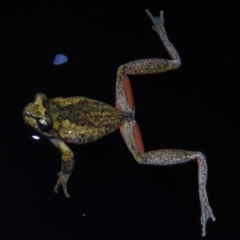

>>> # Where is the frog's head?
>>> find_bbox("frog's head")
[23,93,59,138]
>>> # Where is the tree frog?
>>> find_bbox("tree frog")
[23,9,215,236]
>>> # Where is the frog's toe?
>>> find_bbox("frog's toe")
[62,182,70,198]
[54,172,62,193]
[54,183,60,194]
[156,11,164,24]
[145,9,164,25]
[200,204,216,236]
[54,171,71,197]
[202,206,216,224]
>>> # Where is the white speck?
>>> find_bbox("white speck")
[53,54,68,65]
[68,131,72,134]
[82,213,86,217]
[32,135,40,140]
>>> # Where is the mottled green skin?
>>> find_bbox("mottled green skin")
[23,9,215,237]
[23,95,131,144]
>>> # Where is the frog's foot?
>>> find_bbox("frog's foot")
[200,202,216,237]
[145,9,164,32]
[54,171,71,198]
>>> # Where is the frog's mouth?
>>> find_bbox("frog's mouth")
[23,101,43,125]
[23,114,29,124]
[23,108,60,138]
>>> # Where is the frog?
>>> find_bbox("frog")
[23,9,215,236]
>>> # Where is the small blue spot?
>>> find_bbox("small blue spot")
[53,54,68,65]
[155,17,162,24]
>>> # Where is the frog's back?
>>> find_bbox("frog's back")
[45,96,130,144]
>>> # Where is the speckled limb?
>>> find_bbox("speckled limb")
[50,138,75,198]
[117,9,215,236]
[143,150,216,237]
[123,133,216,236]
[116,9,181,112]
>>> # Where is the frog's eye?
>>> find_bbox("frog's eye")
[37,118,52,131]
[33,93,47,102]
[34,93,41,101]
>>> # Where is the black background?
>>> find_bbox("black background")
[1,1,240,239]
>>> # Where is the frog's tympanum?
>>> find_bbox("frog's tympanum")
[23,9,215,236]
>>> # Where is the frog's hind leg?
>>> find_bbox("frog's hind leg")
[120,120,216,236]
[116,9,182,160]
[116,71,145,159]
[115,9,215,236]
[116,10,181,112]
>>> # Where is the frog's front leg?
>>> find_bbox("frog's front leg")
[50,138,75,198]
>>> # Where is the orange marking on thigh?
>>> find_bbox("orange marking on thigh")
[116,74,135,111]
[119,123,145,154]
[123,74,135,111]
[133,123,144,154]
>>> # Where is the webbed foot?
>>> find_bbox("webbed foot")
[200,202,216,237]
[145,9,164,32]
[54,171,71,198]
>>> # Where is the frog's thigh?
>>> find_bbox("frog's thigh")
[119,122,144,164]
[116,68,135,112]
[115,70,144,158]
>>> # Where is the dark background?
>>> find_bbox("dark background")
[1,1,240,239]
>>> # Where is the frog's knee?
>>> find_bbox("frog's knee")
[117,65,124,76]
[119,122,145,164]
[173,60,181,69]
[196,151,206,160]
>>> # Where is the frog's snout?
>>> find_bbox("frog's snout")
[23,111,30,125]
